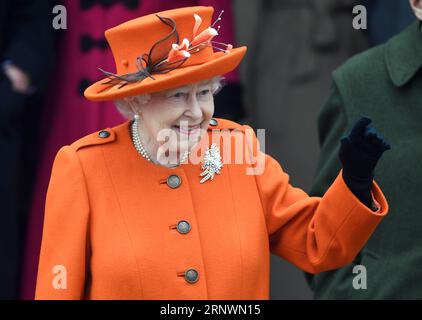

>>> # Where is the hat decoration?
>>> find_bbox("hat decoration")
[98,10,232,89]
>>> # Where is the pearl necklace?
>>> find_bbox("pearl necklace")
[131,115,190,165]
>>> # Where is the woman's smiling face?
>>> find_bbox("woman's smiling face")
[134,78,219,165]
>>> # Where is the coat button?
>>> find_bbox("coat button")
[98,130,110,138]
[176,220,191,234]
[184,268,199,284]
[167,174,181,189]
[209,118,218,126]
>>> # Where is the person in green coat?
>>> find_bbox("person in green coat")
[306,0,422,299]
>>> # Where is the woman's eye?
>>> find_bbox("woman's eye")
[172,92,185,98]
[198,89,210,96]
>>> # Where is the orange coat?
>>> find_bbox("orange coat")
[35,118,388,300]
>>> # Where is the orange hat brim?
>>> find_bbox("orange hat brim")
[84,46,247,101]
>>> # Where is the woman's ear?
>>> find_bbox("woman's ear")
[126,96,141,115]
[410,0,422,20]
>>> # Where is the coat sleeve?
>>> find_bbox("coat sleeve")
[35,146,90,300]
[243,124,388,274]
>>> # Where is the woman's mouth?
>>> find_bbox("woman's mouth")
[172,123,201,136]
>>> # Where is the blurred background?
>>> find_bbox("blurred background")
[0,0,416,299]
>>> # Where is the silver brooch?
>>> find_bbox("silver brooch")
[199,143,223,184]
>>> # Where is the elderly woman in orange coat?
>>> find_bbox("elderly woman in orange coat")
[35,6,390,300]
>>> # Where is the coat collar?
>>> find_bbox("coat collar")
[386,20,422,87]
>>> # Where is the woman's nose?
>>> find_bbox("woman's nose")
[185,95,203,119]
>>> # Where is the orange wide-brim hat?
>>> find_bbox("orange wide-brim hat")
[84,6,247,101]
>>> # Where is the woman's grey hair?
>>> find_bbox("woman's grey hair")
[114,76,225,120]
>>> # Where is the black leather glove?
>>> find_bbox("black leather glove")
[339,116,391,209]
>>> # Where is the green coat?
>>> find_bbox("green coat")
[307,20,422,299]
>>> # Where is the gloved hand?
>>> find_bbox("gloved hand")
[339,116,391,209]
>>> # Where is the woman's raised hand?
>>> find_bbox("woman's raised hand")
[339,116,391,208]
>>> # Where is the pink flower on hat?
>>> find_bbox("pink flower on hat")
[191,13,218,48]
[191,27,218,48]
[166,38,191,64]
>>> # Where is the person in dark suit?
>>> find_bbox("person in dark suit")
[306,0,422,299]
[0,0,56,299]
